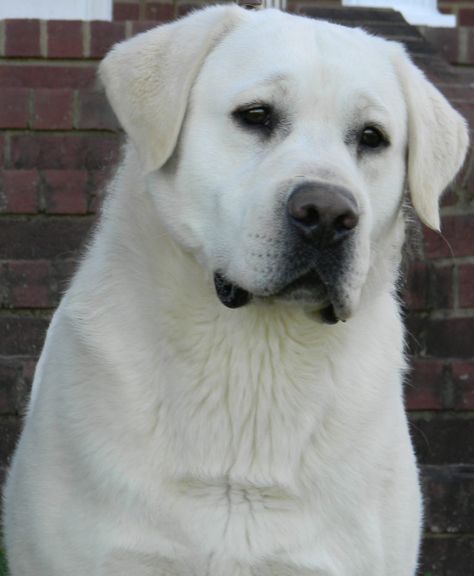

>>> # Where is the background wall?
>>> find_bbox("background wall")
[0,1,473,574]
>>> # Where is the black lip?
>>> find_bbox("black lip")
[320,304,339,324]
[213,272,252,308]
[213,271,340,323]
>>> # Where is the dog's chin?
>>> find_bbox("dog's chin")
[213,272,342,324]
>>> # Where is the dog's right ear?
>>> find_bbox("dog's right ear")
[99,5,246,173]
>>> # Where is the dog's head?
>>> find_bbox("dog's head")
[100,6,468,322]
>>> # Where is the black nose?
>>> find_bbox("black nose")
[287,182,360,245]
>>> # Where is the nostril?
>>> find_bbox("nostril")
[294,203,320,227]
[334,211,359,232]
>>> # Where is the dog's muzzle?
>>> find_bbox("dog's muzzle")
[213,181,360,324]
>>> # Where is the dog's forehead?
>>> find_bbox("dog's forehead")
[200,11,400,103]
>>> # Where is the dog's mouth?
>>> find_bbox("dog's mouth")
[213,271,341,324]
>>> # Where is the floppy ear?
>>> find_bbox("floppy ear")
[99,5,246,173]
[392,45,469,231]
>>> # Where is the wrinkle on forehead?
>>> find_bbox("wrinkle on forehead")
[352,94,390,117]
[229,72,290,106]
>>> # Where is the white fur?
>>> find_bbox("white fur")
[3,6,468,576]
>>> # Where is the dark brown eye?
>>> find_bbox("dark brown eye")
[240,106,271,125]
[234,105,274,130]
[359,126,387,149]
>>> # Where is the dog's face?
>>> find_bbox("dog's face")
[100,7,468,322]
[166,15,408,321]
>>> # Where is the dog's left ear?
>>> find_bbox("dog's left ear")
[392,44,469,231]
[99,5,246,173]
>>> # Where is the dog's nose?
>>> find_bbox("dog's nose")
[287,182,359,245]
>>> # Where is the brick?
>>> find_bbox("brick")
[47,20,84,59]
[299,6,407,25]
[422,465,474,534]
[440,186,459,207]
[404,261,453,311]
[4,258,76,310]
[466,166,474,203]
[424,215,474,258]
[144,3,175,21]
[132,21,160,35]
[177,4,201,18]
[0,418,22,467]
[0,170,39,214]
[424,317,474,359]
[52,259,78,296]
[452,361,474,410]
[0,88,30,129]
[456,103,474,133]
[22,359,37,386]
[422,28,459,65]
[468,28,474,67]
[89,169,112,212]
[459,8,474,26]
[90,21,126,59]
[420,536,474,576]
[0,65,97,90]
[410,413,474,465]
[11,134,122,170]
[0,358,35,414]
[0,219,94,260]
[41,170,89,214]
[439,6,455,15]
[459,144,473,185]
[0,361,21,414]
[0,263,7,306]
[76,91,119,131]
[5,20,41,57]
[437,83,474,105]
[113,3,140,20]
[0,316,49,356]
[0,135,4,167]
[6,260,52,309]
[408,360,474,412]
[459,264,474,308]
[32,89,74,130]
[405,359,446,411]
[404,313,425,357]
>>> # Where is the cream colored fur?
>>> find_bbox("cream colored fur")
[3,5,468,576]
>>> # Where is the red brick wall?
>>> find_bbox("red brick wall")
[440,0,474,25]
[0,4,473,574]
[0,19,126,484]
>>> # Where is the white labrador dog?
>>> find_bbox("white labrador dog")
[3,5,468,576]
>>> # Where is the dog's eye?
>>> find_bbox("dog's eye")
[359,126,387,149]
[240,106,271,125]
[233,105,274,131]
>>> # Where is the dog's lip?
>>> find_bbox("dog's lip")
[213,270,342,323]
[213,272,252,308]
[273,271,342,323]
[273,269,327,299]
